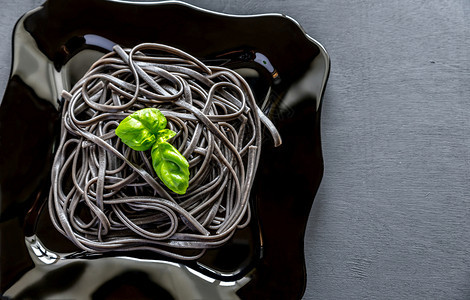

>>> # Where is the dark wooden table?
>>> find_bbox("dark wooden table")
[1,1,469,299]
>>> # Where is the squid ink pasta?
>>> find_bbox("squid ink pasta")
[49,43,282,260]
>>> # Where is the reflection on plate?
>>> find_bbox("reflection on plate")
[0,0,329,299]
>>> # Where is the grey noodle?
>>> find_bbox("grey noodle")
[49,43,281,260]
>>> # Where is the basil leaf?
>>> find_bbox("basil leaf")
[132,108,167,134]
[116,108,190,194]
[151,142,189,194]
[156,129,176,144]
[115,108,166,151]
[115,117,156,151]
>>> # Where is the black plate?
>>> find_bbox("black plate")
[0,0,329,299]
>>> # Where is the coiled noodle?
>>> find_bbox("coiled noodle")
[49,43,281,260]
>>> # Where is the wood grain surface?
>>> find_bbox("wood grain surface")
[1,0,469,299]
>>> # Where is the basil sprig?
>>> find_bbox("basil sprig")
[115,108,189,194]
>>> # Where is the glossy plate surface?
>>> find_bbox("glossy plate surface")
[0,0,329,299]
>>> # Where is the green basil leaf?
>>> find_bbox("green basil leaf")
[156,129,176,144]
[132,108,167,134]
[115,116,156,151]
[116,108,189,193]
[151,142,189,194]
[115,108,166,151]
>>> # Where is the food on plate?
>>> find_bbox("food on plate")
[49,43,281,260]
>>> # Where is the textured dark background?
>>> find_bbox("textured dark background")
[1,0,469,299]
